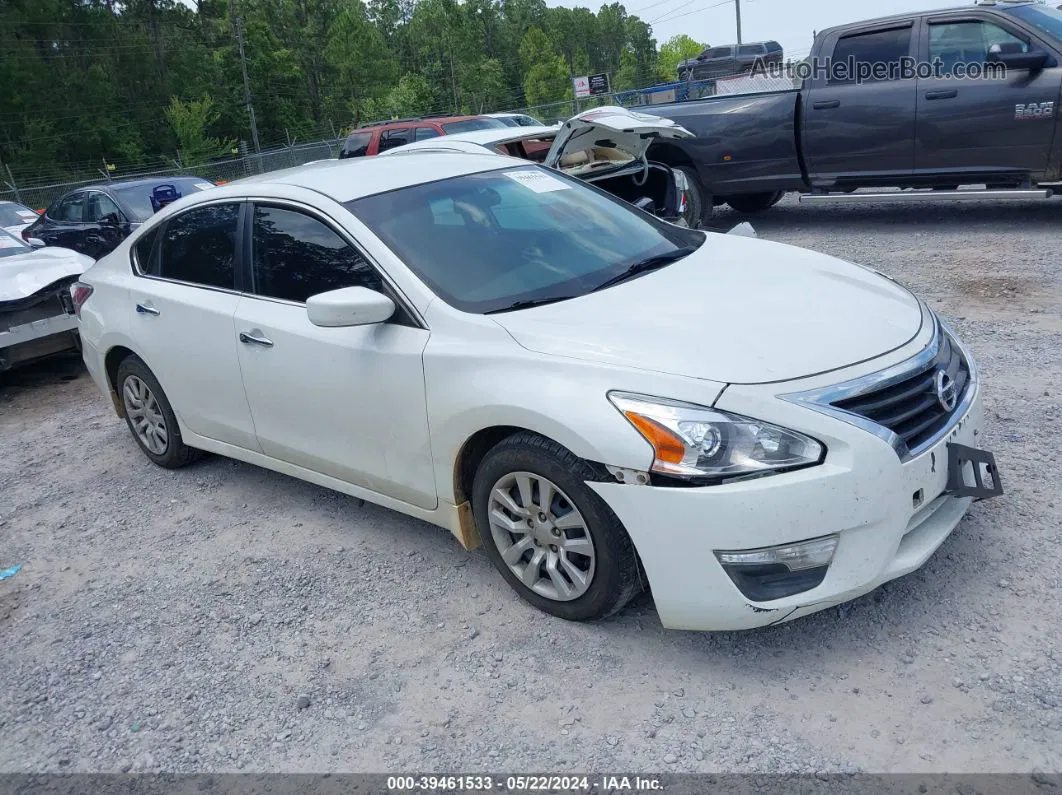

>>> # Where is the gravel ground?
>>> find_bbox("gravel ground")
[1,196,1060,775]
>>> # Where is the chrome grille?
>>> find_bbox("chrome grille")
[831,329,970,452]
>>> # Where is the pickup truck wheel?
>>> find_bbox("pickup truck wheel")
[676,165,707,228]
[116,355,203,469]
[726,191,784,214]
[472,432,642,622]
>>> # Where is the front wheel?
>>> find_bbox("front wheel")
[675,165,708,228]
[726,191,785,214]
[471,433,642,622]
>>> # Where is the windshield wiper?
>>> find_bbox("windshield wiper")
[483,295,579,314]
[591,246,699,293]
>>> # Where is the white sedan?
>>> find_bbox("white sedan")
[72,151,1002,631]
[0,200,41,237]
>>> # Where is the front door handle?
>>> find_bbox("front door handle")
[135,303,160,316]
[239,330,274,348]
[813,99,841,110]
[925,89,958,100]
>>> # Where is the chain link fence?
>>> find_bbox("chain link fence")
[0,139,342,213]
[0,79,724,212]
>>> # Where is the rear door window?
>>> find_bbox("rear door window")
[342,131,372,157]
[378,128,411,152]
[154,203,240,289]
[51,193,86,223]
[414,127,442,141]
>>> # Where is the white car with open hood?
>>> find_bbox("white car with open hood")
[0,229,92,371]
[385,105,704,228]
[73,152,1002,631]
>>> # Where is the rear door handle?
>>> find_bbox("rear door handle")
[135,303,160,316]
[925,90,958,100]
[813,100,841,110]
[239,330,274,348]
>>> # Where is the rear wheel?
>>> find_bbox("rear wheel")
[726,191,785,214]
[116,355,202,469]
[472,432,641,622]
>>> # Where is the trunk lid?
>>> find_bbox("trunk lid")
[543,106,693,174]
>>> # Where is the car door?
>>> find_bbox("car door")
[233,201,436,509]
[83,191,128,259]
[129,201,261,452]
[803,21,920,183]
[915,14,1062,176]
[38,192,89,251]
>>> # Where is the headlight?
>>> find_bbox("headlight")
[608,392,824,482]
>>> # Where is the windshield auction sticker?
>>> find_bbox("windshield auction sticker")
[505,169,571,193]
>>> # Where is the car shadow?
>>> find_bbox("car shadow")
[709,195,1062,235]
[0,352,85,394]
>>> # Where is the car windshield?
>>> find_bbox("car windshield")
[113,178,215,221]
[0,229,30,258]
[442,118,509,134]
[1004,5,1062,42]
[515,115,543,127]
[0,203,37,227]
[346,166,704,314]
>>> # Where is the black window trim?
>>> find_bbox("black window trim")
[129,197,246,296]
[241,197,426,329]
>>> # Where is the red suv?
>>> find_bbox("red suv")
[338,115,510,159]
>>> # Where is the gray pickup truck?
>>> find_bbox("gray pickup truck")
[642,1,1062,214]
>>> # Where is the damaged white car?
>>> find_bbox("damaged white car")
[386,105,704,228]
[0,229,92,371]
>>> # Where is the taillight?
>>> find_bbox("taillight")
[70,282,94,317]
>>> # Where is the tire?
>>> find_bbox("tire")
[675,165,708,228]
[726,191,785,214]
[471,432,642,622]
[115,354,202,469]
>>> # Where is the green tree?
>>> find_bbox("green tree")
[658,34,706,81]
[165,96,236,168]
[520,28,570,107]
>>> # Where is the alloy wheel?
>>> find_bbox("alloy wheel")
[122,374,169,456]
[487,471,596,602]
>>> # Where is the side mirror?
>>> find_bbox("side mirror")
[988,45,1048,71]
[100,212,120,227]
[306,286,395,328]
[26,237,46,248]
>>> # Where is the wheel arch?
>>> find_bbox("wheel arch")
[104,343,140,417]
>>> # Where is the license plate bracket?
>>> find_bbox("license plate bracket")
[945,443,1003,499]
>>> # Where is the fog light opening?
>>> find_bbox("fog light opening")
[715,535,838,602]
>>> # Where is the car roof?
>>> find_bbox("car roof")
[399,125,559,149]
[228,151,515,202]
[356,115,488,130]
[72,175,212,193]
[816,2,1036,39]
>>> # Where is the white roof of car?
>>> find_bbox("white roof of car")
[228,151,513,202]
[387,125,559,153]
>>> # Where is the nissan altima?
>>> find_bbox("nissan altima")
[71,152,1002,631]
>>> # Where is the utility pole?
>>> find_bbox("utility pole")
[735,0,742,44]
[231,0,261,157]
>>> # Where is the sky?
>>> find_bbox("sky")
[562,0,986,61]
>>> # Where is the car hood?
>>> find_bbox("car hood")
[544,106,692,170]
[488,234,924,385]
[0,247,93,302]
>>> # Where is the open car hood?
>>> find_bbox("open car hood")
[543,106,692,172]
[0,247,93,303]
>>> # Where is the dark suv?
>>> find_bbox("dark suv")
[678,40,783,81]
[338,115,509,159]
